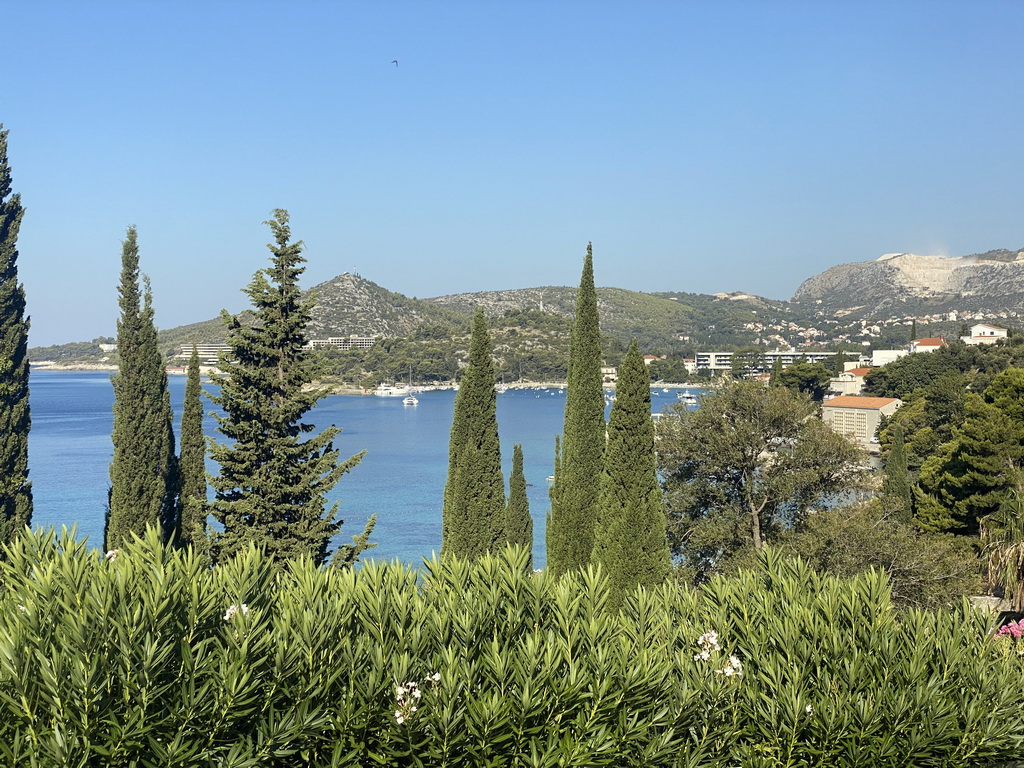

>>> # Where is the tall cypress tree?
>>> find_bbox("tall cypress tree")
[592,340,671,607]
[0,125,31,544]
[106,228,178,550]
[548,243,605,576]
[178,344,208,550]
[209,210,369,566]
[883,422,913,522]
[442,306,505,559]
[504,443,533,567]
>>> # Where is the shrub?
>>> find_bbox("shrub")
[0,529,1020,766]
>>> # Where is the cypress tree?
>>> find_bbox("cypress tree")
[442,306,505,559]
[106,228,178,550]
[548,243,605,576]
[504,443,533,568]
[592,340,671,607]
[0,124,31,544]
[178,344,208,550]
[832,348,848,376]
[209,210,369,566]
[768,357,783,387]
[883,422,913,522]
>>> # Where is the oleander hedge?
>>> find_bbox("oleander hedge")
[0,527,1021,767]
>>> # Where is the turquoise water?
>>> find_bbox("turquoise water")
[28,371,691,566]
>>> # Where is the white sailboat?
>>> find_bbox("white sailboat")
[403,365,418,405]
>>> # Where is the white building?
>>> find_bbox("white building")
[960,324,1007,346]
[829,367,871,396]
[909,337,947,353]
[694,349,836,372]
[871,349,909,367]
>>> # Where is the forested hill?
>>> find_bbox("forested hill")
[29,273,779,363]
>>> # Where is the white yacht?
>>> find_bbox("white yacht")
[403,394,419,406]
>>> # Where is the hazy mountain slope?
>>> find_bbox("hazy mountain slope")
[792,249,1024,316]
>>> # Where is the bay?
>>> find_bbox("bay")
[27,371,692,567]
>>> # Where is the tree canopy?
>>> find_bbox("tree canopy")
[548,244,606,576]
[442,306,505,559]
[209,210,369,567]
[657,378,864,583]
[592,340,670,606]
[106,227,178,550]
[0,124,31,544]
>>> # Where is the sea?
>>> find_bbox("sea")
[28,371,695,568]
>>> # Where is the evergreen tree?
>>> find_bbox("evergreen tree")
[209,210,369,566]
[0,124,31,544]
[504,443,533,567]
[442,306,505,559]
[592,340,670,607]
[548,244,605,576]
[178,344,208,551]
[106,228,178,549]
[768,357,783,387]
[911,319,918,341]
[832,348,848,376]
[882,422,913,522]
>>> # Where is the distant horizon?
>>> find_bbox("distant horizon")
[27,242,1019,349]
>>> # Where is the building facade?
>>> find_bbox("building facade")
[821,395,902,445]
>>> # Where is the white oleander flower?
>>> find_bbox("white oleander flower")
[223,603,249,621]
[104,549,120,562]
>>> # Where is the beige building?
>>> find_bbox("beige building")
[821,395,902,445]
[828,367,871,396]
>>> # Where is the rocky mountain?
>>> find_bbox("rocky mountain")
[791,249,1024,318]
[304,273,465,339]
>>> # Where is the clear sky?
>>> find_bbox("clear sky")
[5,1,1023,346]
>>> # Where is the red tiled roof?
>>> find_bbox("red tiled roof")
[914,337,946,346]
[847,367,871,376]
[823,396,901,409]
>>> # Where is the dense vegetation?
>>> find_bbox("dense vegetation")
[1,530,1021,768]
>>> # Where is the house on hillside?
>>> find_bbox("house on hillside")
[821,395,902,445]
[829,367,871,396]
[960,324,1007,346]
[909,337,946,353]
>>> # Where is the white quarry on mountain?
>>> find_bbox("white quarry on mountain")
[793,248,1024,312]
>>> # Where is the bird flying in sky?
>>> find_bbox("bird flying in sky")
[391,59,398,68]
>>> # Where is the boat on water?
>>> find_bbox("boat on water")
[403,394,418,406]
[373,384,410,397]
[677,391,698,405]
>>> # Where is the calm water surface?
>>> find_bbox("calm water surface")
[28,371,692,567]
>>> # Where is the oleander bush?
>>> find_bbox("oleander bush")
[0,527,1021,767]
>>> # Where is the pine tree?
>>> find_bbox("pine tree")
[592,340,670,607]
[106,228,178,550]
[548,243,605,576]
[209,210,369,566]
[882,422,913,521]
[178,344,208,550]
[0,125,31,544]
[442,306,505,559]
[504,443,533,568]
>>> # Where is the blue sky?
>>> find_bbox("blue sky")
[5,1,1023,346]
